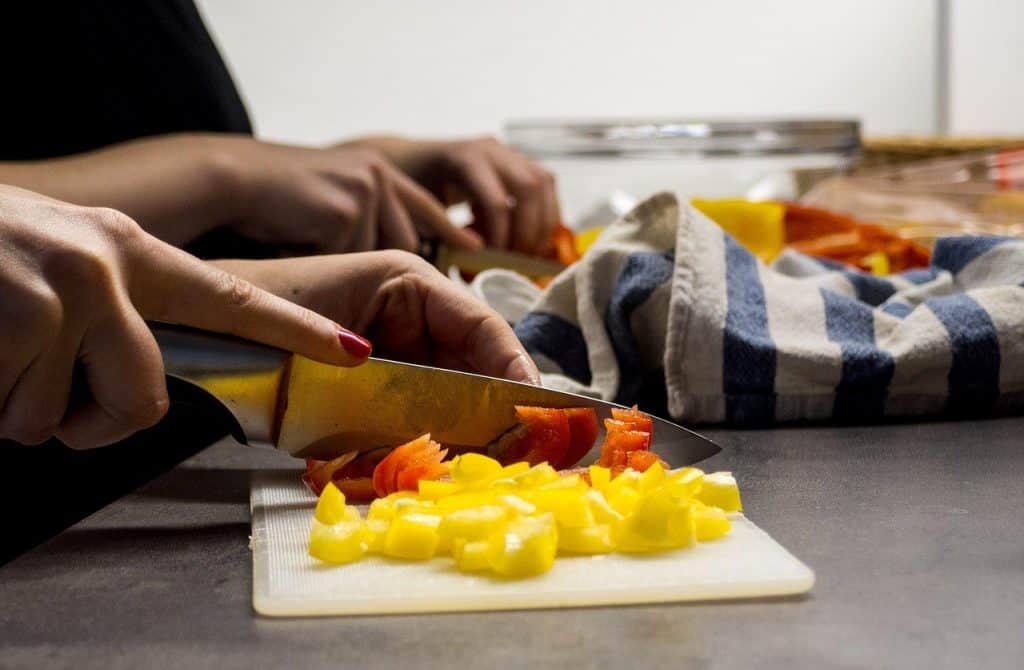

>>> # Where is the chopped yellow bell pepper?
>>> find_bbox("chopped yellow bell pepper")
[496,493,537,517]
[438,505,507,542]
[363,519,389,553]
[450,452,503,483]
[691,198,785,263]
[454,539,492,572]
[588,465,611,491]
[314,482,354,525]
[584,489,624,525]
[524,488,596,529]
[435,490,498,512]
[309,451,742,578]
[418,479,461,500]
[308,518,367,564]
[692,501,732,541]
[488,514,557,578]
[513,463,560,488]
[662,466,704,499]
[384,513,442,560]
[637,461,666,493]
[694,472,743,512]
[558,525,613,554]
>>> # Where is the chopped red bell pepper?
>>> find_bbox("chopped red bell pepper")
[492,406,571,467]
[372,434,448,497]
[557,407,600,469]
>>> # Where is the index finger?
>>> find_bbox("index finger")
[129,239,371,366]
[389,166,483,251]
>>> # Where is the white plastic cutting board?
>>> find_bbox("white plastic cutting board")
[251,471,814,617]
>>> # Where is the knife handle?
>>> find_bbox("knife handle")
[151,323,291,446]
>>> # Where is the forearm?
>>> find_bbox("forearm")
[0,133,248,246]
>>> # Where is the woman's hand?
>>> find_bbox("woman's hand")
[0,186,370,448]
[0,135,483,254]
[225,140,484,254]
[348,136,561,254]
[214,251,541,384]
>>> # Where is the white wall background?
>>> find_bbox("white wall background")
[949,0,1024,134]
[197,0,941,145]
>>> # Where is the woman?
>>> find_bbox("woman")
[1,1,560,256]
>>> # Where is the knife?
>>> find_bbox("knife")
[430,244,568,279]
[153,324,720,466]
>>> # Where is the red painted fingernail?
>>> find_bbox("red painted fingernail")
[337,329,372,358]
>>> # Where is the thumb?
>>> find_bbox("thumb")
[129,239,372,365]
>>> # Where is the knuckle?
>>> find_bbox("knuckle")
[0,417,58,446]
[347,171,377,200]
[216,272,261,309]
[513,172,541,193]
[90,207,143,241]
[105,385,170,434]
[121,395,170,431]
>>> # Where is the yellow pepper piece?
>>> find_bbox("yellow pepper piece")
[695,472,743,512]
[663,467,705,499]
[435,490,498,511]
[863,251,890,276]
[438,505,508,542]
[607,487,641,516]
[615,490,695,552]
[488,513,557,578]
[454,539,492,572]
[418,479,461,500]
[692,502,732,541]
[384,513,442,560]
[574,226,605,256]
[637,461,666,493]
[512,463,560,488]
[308,519,367,564]
[691,198,785,263]
[449,453,503,483]
[314,482,349,525]
[363,519,389,553]
[558,525,613,554]
[584,489,623,525]
[538,473,588,492]
[605,469,642,498]
[588,465,611,491]
[366,492,417,521]
[496,493,537,517]
[525,489,595,529]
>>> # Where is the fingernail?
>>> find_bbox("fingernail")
[509,353,541,385]
[337,328,372,358]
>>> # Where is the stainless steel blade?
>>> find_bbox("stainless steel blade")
[276,356,721,466]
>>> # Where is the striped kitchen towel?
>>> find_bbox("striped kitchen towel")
[513,192,1024,424]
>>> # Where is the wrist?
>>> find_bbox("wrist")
[190,134,255,226]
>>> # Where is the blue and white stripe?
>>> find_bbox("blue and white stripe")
[513,194,1024,424]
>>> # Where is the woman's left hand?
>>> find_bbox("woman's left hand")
[213,251,540,384]
[345,136,561,255]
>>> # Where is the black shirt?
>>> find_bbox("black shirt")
[1,1,255,564]
[1,0,252,160]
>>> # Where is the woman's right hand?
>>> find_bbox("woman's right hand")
[0,185,371,449]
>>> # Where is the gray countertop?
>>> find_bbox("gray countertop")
[3,417,1023,669]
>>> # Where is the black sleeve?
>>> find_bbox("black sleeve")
[0,0,253,160]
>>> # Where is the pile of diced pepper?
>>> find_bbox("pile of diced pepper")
[309,452,742,579]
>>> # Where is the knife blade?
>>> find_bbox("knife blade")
[154,324,720,466]
[432,244,568,278]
